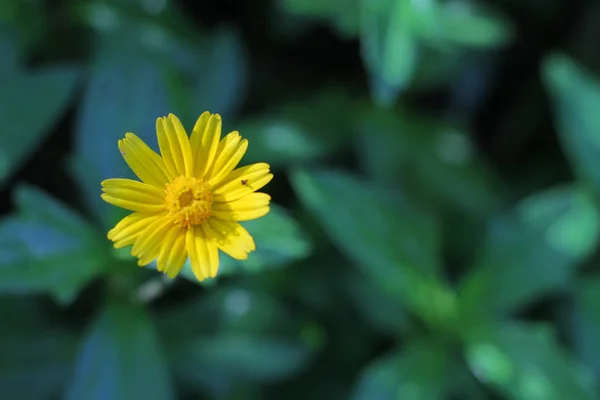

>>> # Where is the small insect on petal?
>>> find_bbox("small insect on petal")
[241,179,248,185]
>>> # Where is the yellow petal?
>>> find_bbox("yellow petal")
[102,178,165,206]
[107,212,160,247]
[207,218,255,259]
[211,193,271,221]
[206,131,248,185]
[186,226,219,281]
[165,232,187,278]
[190,113,221,178]
[156,224,182,272]
[156,115,193,178]
[212,163,273,202]
[131,215,173,265]
[118,133,172,187]
[101,193,165,213]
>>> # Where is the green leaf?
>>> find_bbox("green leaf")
[169,332,314,387]
[358,107,502,217]
[544,54,600,192]
[171,204,312,283]
[66,302,174,400]
[0,28,19,74]
[360,0,417,106]
[291,168,457,330]
[236,89,358,168]
[279,0,360,37]
[0,186,106,304]
[190,27,246,120]
[73,34,171,227]
[0,307,76,400]
[567,276,600,376]
[460,184,599,315]
[465,322,594,400]
[414,2,513,48]
[0,66,79,187]
[352,340,451,400]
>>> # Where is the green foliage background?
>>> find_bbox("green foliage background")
[1,0,600,399]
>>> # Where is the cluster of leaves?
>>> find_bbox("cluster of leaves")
[2,0,600,399]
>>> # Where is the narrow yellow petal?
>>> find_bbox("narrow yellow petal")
[207,218,255,260]
[102,179,165,208]
[168,114,194,176]
[190,113,222,178]
[186,226,219,281]
[156,115,193,178]
[156,224,182,272]
[118,133,172,187]
[211,193,271,221]
[107,212,159,246]
[206,131,248,185]
[212,163,273,202]
[101,194,165,213]
[165,232,187,278]
[131,215,173,264]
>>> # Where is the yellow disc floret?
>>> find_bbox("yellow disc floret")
[164,176,213,227]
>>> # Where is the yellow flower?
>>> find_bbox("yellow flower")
[101,112,273,281]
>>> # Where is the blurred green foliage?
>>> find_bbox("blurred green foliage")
[2,0,600,399]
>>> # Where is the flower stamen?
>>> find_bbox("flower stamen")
[165,176,213,228]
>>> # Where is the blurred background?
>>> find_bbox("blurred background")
[2,0,600,399]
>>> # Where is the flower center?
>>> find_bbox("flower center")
[164,176,213,228]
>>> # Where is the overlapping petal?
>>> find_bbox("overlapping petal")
[190,112,222,178]
[212,192,271,221]
[212,163,273,202]
[118,133,172,187]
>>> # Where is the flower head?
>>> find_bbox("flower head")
[101,112,273,281]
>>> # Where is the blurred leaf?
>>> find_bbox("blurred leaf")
[568,276,600,376]
[414,2,513,49]
[279,0,360,37]
[465,321,594,400]
[358,107,501,217]
[0,66,79,186]
[74,33,171,227]
[0,185,106,304]
[172,204,312,283]
[352,340,451,400]
[460,184,600,316]
[157,286,295,339]
[66,301,173,400]
[189,27,247,120]
[169,333,314,387]
[360,0,417,106]
[237,89,358,168]
[291,169,458,330]
[0,328,76,400]
[343,270,411,336]
[0,28,19,74]
[544,53,600,192]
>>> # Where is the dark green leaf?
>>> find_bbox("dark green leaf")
[73,34,171,227]
[66,302,174,400]
[352,340,451,400]
[413,2,513,48]
[567,276,600,376]
[237,89,358,168]
[0,186,106,304]
[169,333,314,386]
[358,107,502,217]
[544,53,600,192]
[0,66,79,186]
[291,168,457,330]
[0,328,76,400]
[360,0,417,106]
[465,321,594,400]
[460,184,599,315]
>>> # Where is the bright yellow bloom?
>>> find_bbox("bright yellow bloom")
[101,112,273,281]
